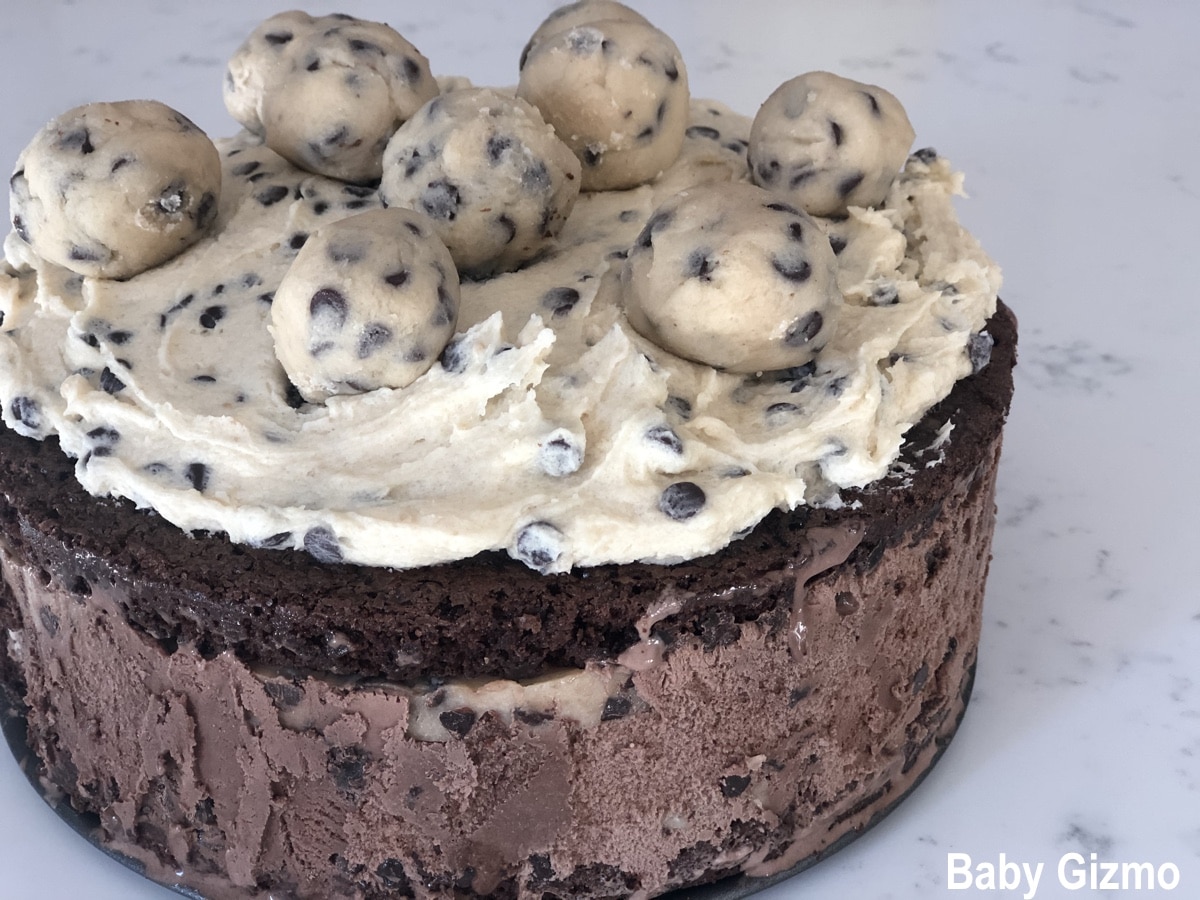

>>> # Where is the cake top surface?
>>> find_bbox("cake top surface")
[0,4,1000,572]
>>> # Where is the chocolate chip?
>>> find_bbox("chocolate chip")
[191,374,216,383]
[304,526,344,563]
[766,402,801,417]
[911,662,930,694]
[515,708,554,726]
[12,215,30,244]
[313,201,329,215]
[439,338,468,374]
[382,267,411,289]
[255,185,290,206]
[582,144,604,167]
[263,31,293,46]
[357,322,393,359]
[110,155,133,173]
[99,367,125,394]
[522,160,551,192]
[541,286,580,317]
[870,284,899,306]
[259,531,292,549]
[967,331,994,373]
[496,213,517,244]
[232,160,261,177]
[829,235,847,255]
[646,424,683,454]
[772,257,812,284]
[787,221,806,243]
[87,425,120,444]
[686,125,720,140]
[601,695,633,721]
[720,774,751,798]
[9,396,41,430]
[69,244,103,263]
[58,128,95,155]
[789,167,816,189]
[433,285,455,327]
[634,209,672,250]
[837,172,865,198]
[327,746,368,792]
[440,708,477,737]
[376,859,412,892]
[567,28,602,54]
[830,119,844,146]
[789,685,812,705]
[538,434,583,477]
[348,37,383,54]
[39,606,60,637]
[755,158,780,185]
[765,201,802,216]
[684,249,717,282]
[784,311,823,347]
[666,395,692,420]
[420,179,460,221]
[514,521,563,572]
[402,56,422,83]
[309,288,348,329]
[186,462,209,492]
[861,90,882,116]
[912,147,938,164]
[664,59,680,81]
[199,305,225,329]
[659,481,705,520]
[486,134,513,163]
[835,591,859,615]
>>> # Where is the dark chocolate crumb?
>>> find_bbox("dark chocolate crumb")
[486,134,513,163]
[911,662,930,694]
[289,232,309,250]
[327,746,368,792]
[255,184,291,207]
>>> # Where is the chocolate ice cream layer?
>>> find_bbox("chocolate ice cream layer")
[0,306,1015,898]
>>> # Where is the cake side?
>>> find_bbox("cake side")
[0,303,1014,898]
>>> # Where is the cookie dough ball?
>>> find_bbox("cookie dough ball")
[223,12,439,183]
[749,71,915,217]
[9,100,220,280]
[271,208,460,402]
[517,18,689,192]
[621,182,841,373]
[518,0,651,70]
[380,89,581,278]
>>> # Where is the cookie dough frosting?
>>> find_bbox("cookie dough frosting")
[0,9,1001,574]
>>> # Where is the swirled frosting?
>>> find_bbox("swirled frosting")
[0,99,999,572]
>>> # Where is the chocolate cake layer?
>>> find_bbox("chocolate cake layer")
[0,303,1014,898]
[0,305,1015,686]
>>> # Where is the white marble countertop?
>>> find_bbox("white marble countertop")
[1,1,1196,898]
